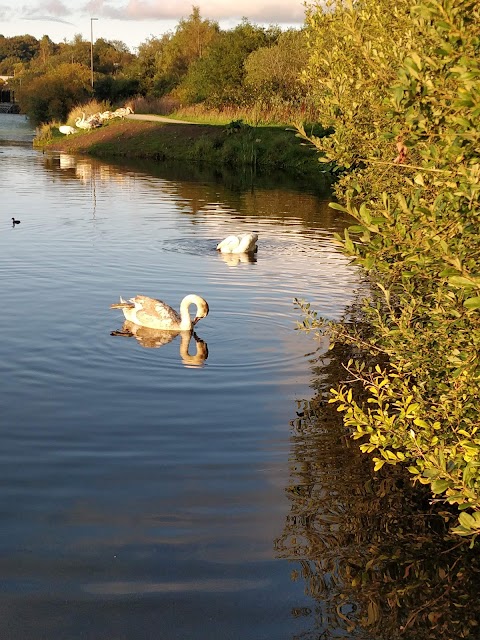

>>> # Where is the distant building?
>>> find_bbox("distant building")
[0,76,19,111]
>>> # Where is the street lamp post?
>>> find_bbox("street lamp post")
[90,18,98,89]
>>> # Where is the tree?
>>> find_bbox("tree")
[0,35,39,63]
[299,0,480,540]
[93,38,134,75]
[156,6,219,94]
[56,34,91,67]
[93,74,139,102]
[17,62,91,123]
[0,35,40,73]
[124,34,172,95]
[0,56,20,75]
[38,35,57,65]
[177,21,279,106]
[244,29,309,101]
[300,0,420,199]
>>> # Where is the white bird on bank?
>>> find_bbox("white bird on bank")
[110,294,209,331]
[75,113,91,130]
[99,110,114,121]
[216,232,258,254]
[58,125,78,135]
[113,106,134,118]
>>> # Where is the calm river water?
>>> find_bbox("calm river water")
[0,114,373,639]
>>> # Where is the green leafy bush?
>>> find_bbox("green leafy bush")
[300,0,480,540]
[17,62,91,124]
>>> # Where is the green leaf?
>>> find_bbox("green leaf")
[431,479,450,494]
[459,512,479,530]
[464,297,480,309]
[348,225,366,233]
[449,276,475,287]
[329,202,348,213]
[391,87,404,108]
[414,173,425,186]
[413,418,429,428]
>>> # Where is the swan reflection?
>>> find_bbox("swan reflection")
[218,251,257,267]
[111,321,208,367]
[59,153,76,170]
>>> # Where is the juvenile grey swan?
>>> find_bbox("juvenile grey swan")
[216,232,258,254]
[110,294,209,331]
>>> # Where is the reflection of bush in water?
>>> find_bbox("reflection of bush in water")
[275,339,480,640]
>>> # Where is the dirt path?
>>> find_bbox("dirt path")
[126,114,199,125]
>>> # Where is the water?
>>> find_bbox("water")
[2,114,479,640]
[0,114,365,639]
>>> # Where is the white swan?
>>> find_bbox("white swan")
[98,110,114,121]
[113,106,134,118]
[216,232,258,254]
[75,113,92,130]
[58,125,77,135]
[110,294,209,331]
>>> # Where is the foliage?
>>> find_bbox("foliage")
[36,35,58,66]
[130,95,181,115]
[276,350,480,639]
[57,34,91,67]
[299,0,480,539]
[244,29,309,101]
[0,34,40,66]
[16,62,91,124]
[93,38,134,75]
[1,14,315,127]
[34,121,57,144]
[67,99,112,125]
[0,34,42,74]
[158,6,219,91]
[125,35,172,95]
[175,21,279,106]
[93,74,138,103]
[300,0,422,201]
[126,7,219,98]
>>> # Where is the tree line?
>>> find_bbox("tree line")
[0,7,309,124]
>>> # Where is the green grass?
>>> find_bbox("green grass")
[38,117,334,182]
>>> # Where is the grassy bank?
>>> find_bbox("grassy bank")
[37,118,330,180]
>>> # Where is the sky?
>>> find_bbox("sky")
[0,0,308,51]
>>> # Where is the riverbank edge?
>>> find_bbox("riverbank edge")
[36,118,331,180]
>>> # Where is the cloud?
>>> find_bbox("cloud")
[9,0,305,33]
[25,14,76,24]
[84,0,305,23]
[21,0,70,17]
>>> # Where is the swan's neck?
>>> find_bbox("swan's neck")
[179,295,198,331]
